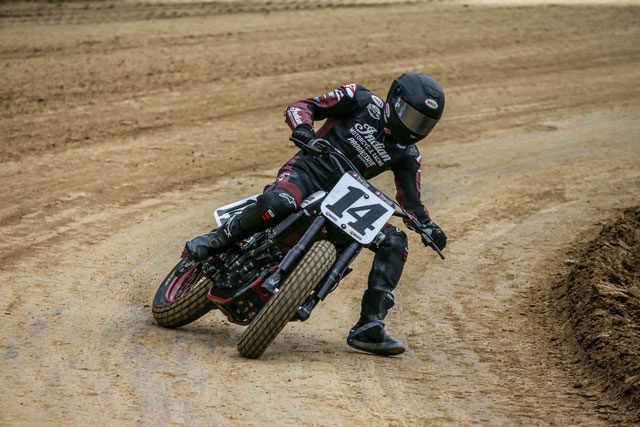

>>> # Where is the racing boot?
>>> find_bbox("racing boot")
[184,215,245,260]
[185,189,299,260]
[347,289,406,356]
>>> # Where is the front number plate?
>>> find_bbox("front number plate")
[321,173,394,244]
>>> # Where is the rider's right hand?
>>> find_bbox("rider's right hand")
[291,123,315,147]
[420,220,447,251]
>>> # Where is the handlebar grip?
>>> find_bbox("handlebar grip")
[421,234,446,260]
[289,136,310,151]
[289,136,328,157]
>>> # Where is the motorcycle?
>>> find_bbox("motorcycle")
[151,137,445,359]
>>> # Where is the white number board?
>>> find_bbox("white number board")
[321,173,394,244]
[214,194,260,227]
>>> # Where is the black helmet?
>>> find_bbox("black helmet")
[384,72,445,144]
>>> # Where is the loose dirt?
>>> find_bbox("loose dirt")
[554,208,640,416]
[1,0,639,424]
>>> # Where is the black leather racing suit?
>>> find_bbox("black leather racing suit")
[239,83,435,324]
[279,83,431,226]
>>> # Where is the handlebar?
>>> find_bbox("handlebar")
[393,211,445,260]
[290,136,359,177]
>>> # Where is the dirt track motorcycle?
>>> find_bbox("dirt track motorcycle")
[151,137,445,359]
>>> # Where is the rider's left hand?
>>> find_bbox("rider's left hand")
[420,220,447,251]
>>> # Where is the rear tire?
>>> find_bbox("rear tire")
[152,259,215,328]
[237,240,336,359]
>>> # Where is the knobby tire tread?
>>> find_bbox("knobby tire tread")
[237,240,336,359]
[152,263,215,328]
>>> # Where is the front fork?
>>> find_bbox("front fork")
[261,215,327,294]
[296,240,362,321]
[260,212,363,322]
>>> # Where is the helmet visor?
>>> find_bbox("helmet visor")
[394,98,439,136]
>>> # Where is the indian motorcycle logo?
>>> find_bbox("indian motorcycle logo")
[346,123,391,168]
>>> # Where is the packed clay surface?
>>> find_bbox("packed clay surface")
[1,0,639,424]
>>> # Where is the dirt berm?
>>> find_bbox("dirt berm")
[554,208,640,416]
[1,0,640,424]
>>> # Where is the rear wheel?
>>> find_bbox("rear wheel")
[237,240,336,359]
[152,258,215,328]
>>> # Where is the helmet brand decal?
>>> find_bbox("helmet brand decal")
[371,95,384,108]
[425,98,438,109]
[367,103,381,120]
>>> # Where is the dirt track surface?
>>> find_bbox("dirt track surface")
[1,0,639,424]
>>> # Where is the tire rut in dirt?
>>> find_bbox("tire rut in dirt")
[237,240,337,359]
[152,263,215,328]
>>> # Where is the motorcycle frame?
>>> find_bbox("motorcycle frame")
[205,137,444,326]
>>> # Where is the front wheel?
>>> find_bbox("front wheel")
[152,258,215,328]
[237,240,337,358]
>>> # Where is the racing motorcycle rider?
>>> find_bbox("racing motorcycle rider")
[186,72,447,356]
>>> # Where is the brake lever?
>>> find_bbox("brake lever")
[290,136,312,152]
[421,232,446,260]
[393,210,445,260]
[289,136,325,156]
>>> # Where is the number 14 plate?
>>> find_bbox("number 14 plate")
[321,173,395,244]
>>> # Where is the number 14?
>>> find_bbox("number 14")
[325,186,387,235]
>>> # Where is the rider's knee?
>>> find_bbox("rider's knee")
[380,226,408,251]
[262,189,298,215]
[239,189,298,230]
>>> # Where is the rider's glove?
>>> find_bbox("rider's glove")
[291,123,315,146]
[420,220,447,251]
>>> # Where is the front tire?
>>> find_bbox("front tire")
[152,259,215,328]
[237,240,336,359]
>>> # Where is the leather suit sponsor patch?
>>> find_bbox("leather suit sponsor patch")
[345,123,391,168]
[287,106,303,127]
[278,192,297,207]
[343,83,357,97]
[367,103,381,120]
